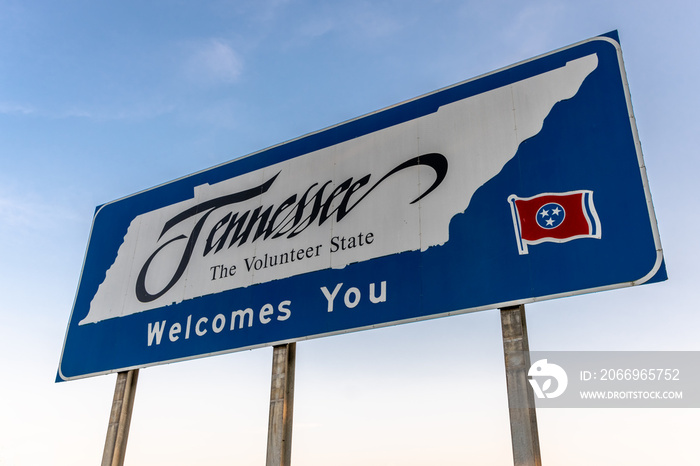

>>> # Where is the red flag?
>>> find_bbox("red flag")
[508,191,601,254]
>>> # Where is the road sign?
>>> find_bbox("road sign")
[58,31,665,381]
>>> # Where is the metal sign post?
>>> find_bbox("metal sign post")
[500,305,541,466]
[101,369,139,466]
[266,343,296,466]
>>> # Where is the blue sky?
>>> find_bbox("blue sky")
[1,0,699,465]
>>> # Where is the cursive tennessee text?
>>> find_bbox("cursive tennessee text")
[135,153,448,303]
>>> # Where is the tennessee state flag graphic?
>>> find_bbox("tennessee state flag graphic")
[508,190,601,254]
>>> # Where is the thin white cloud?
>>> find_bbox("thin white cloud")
[292,2,404,46]
[58,102,176,121]
[298,16,336,39]
[0,98,175,122]
[256,0,293,23]
[0,195,77,231]
[0,102,34,115]
[502,0,569,57]
[346,3,403,39]
[184,38,244,85]
[0,197,34,228]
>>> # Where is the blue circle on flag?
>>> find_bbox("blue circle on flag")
[536,202,565,229]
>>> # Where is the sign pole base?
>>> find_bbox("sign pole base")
[500,305,542,466]
[101,369,139,466]
[266,343,296,466]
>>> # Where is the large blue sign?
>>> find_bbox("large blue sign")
[58,31,665,381]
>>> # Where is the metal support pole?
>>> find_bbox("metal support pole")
[500,305,542,466]
[266,343,296,466]
[102,369,139,466]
